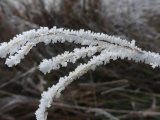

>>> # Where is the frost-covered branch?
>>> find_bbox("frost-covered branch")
[0,26,160,120]
[39,46,103,74]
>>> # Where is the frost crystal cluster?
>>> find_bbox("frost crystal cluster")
[0,26,160,120]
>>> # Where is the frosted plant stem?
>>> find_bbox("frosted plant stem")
[35,49,111,120]
[1,26,160,120]
[0,27,137,59]
[35,49,126,120]
[39,46,103,74]
[5,43,34,67]
[35,63,95,120]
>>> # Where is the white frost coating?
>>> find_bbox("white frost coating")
[1,26,160,120]
[0,26,138,60]
[35,48,138,120]
[0,26,141,68]
[5,43,33,67]
[36,50,111,120]
[39,46,103,74]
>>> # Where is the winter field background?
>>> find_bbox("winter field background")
[0,0,160,120]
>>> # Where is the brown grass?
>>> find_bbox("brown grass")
[0,0,160,120]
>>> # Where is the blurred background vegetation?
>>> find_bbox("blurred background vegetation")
[0,0,160,120]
